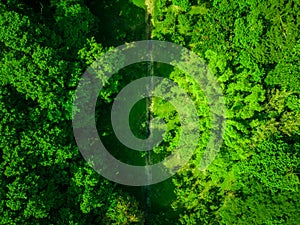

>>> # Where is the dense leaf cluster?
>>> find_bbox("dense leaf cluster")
[152,0,300,224]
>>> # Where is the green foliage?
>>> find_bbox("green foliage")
[219,138,300,224]
[0,1,144,224]
[102,194,144,224]
[1,0,300,224]
[172,0,191,12]
[130,0,146,10]
[151,0,300,224]
[85,0,146,46]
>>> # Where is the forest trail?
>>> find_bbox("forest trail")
[144,0,154,223]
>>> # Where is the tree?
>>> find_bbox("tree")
[0,1,144,224]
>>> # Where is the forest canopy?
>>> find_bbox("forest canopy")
[0,0,299,224]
